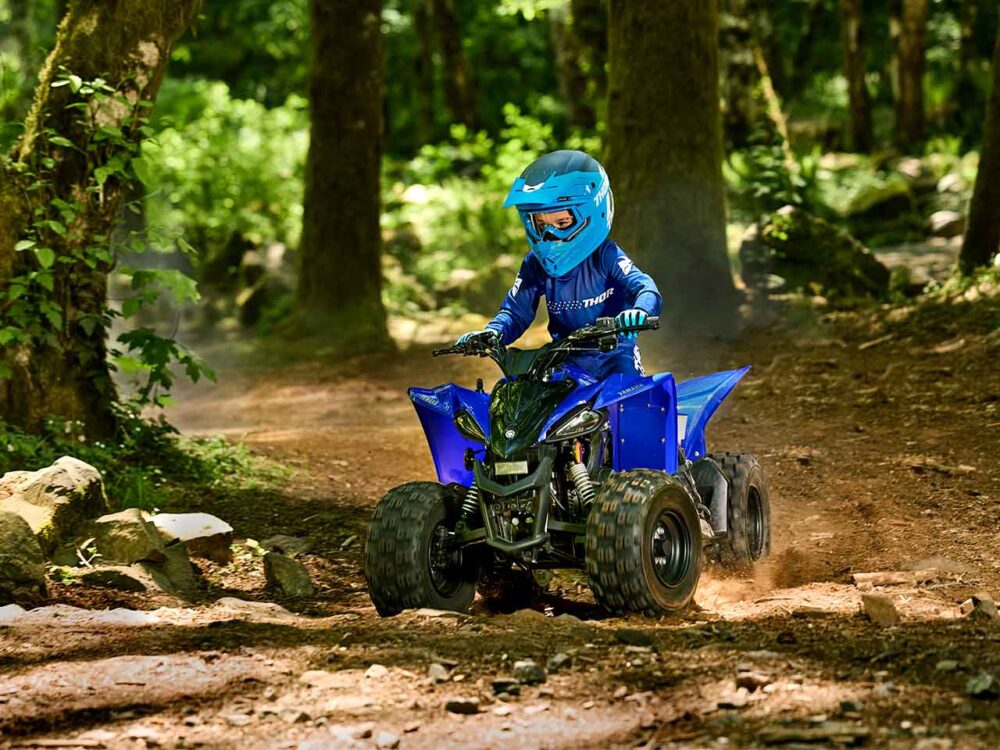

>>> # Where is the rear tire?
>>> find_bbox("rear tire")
[365,482,478,617]
[715,453,771,568]
[585,470,703,616]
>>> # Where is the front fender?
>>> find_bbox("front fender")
[409,385,489,487]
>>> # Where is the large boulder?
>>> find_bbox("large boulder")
[90,508,166,565]
[740,206,891,302]
[0,457,110,554]
[151,513,234,564]
[140,545,199,599]
[0,511,46,603]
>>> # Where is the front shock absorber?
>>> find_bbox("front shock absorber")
[568,462,595,506]
[459,483,482,525]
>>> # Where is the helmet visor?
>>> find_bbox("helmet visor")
[522,207,588,243]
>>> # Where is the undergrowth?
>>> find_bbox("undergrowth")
[0,405,285,512]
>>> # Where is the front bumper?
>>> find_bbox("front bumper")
[473,448,554,554]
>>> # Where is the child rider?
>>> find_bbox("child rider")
[454,150,662,378]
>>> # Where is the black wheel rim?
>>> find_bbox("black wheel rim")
[428,523,464,598]
[747,487,765,560]
[649,509,692,588]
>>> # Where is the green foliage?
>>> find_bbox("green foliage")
[0,406,277,511]
[2,69,214,409]
[724,131,822,222]
[382,106,598,310]
[144,79,308,279]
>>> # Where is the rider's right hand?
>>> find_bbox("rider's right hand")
[455,328,500,347]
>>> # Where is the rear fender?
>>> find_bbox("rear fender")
[594,373,679,473]
[675,367,750,460]
[409,384,489,487]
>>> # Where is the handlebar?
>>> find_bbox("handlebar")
[432,316,660,358]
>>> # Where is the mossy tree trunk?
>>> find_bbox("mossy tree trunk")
[430,0,477,129]
[0,0,198,437]
[960,30,1000,274]
[569,0,607,119]
[606,0,738,336]
[299,0,389,346]
[841,0,874,152]
[891,0,927,151]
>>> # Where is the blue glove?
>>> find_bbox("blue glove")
[456,328,499,346]
[615,309,647,339]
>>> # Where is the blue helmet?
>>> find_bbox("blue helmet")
[503,150,614,277]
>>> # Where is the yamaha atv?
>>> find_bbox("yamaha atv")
[364,316,771,617]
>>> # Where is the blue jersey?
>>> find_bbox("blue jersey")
[485,239,662,350]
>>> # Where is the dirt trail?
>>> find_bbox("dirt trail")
[2,306,999,749]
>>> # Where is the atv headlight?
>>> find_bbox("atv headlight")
[454,410,486,443]
[546,407,605,442]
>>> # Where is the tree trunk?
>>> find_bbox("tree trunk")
[841,0,874,152]
[0,0,198,437]
[954,0,980,143]
[605,0,738,336]
[299,0,388,345]
[718,0,759,149]
[959,30,1000,274]
[569,0,607,111]
[892,0,927,151]
[550,2,596,129]
[429,0,477,129]
[414,0,436,144]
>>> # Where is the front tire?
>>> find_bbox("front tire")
[365,482,478,617]
[585,470,703,616]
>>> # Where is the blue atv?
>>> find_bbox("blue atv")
[364,316,771,617]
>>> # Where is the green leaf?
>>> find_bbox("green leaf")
[34,247,55,269]
[35,273,54,292]
[67,74,83,92]
[94,166,112,187]
[131,156,151,186]
[40,219,67,238]
[122,297,142,318]
[0,327,19,346]
[0,361,11,380]
[14,240,35,252]
[50,136,75,148]
[44,307,62,329]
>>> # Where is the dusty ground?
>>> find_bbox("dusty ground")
[1,289,999,749]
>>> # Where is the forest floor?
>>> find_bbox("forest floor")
[2,284,1000,749]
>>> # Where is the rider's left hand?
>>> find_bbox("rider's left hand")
[615,309,647,339]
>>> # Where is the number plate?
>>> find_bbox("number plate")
[494,460,529,476]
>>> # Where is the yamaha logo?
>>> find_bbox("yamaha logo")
[505,429,516,439]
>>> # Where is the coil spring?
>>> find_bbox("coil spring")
[568,461,596,506]
[460,483,481,522]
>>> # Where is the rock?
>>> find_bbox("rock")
[0,456,110,554]
[935,660,959,672]
[375,731,400,749]
[0,603,27,625]
[965,594,999,623]
[427,663,450,683]
[965,672,999,699]
[718,692,748,710]
[140,544,199,599]
[512,660,546,685]
[323,695,380,714]
[151,513,234,564]
[546,652,572,673]
[614,628,655,647]
[740,207,890,303]
[491,678,521,696]
[735,671,771,692]
[444,697,480,715]
[262,534,312,557]
[846,178,916,221]
[73,566,160,593]
[91,508,166,564]
[928,210,966,238]
[224,713,252,727]
[839,699,863,713]
[365,664,389,679]
[861,594,901,627]
[264,552,315,598]
[0,511,46,603]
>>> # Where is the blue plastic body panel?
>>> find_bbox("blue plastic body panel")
[410,364,749,485]
[409,384,489,487]
[675,367,750,460]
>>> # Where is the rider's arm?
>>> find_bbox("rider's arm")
[485,256,543,345]
[607,244,662,316]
